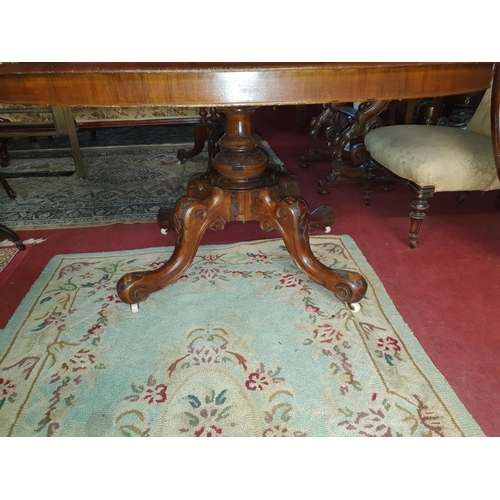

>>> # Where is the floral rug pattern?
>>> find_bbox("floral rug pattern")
[0,236,483,436]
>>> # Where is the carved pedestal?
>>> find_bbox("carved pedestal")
[117,107,367,309]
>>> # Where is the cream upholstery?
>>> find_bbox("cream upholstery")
[363,86,499,248]
[364,125,499,192]
[364,88,498,193]
[467,87,491,137]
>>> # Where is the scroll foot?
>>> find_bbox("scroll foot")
[259,195,367,305]
[117,187,229,305]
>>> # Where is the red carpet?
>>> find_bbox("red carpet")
[1,105,499,436]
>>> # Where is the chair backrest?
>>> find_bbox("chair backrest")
[467,87,491,137]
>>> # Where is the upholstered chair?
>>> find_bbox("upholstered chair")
[363,87,500,248]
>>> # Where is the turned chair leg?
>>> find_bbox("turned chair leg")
[363,160,378,206]
[408,187,433,248]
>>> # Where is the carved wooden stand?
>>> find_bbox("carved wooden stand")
[299,101,391,194]
[116,107,367,310]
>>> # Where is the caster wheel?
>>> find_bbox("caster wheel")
[347,302,361,313]
[131,303,139,314]
[324,226,332,234]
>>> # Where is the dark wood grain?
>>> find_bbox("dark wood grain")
[0,63,494,107]
[491,64,500,180]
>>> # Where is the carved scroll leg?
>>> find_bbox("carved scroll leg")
[309,205,335,233]
[177,108,210,163]
[117,188,229,308]
[157,174,212,235]
[299,105,336,169]
[274,169,335,233]
[260,195,367,308]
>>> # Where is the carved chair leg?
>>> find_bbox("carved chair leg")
[258,195,367,306]
[408,187,433,249]
[363,159,378,206]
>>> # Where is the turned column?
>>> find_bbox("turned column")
[211,107,268,192]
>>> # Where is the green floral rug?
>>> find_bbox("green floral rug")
[0,236,483,436]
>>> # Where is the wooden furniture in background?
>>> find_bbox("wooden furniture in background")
[363,75,500,248]
[0,106,84,180]
[301,93,485,195]
[0,63,496,313]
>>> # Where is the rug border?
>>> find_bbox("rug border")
[0,235,485,436]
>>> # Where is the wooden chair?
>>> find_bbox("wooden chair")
[0,106,86,199]
[363,86,499,248]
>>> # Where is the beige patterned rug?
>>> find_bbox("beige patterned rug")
[0,236,483,436]
[0,142,282,230]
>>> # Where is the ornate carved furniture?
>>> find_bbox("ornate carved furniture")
[363,78,500,248]
[299,100,419,193]
[0,63,497,314]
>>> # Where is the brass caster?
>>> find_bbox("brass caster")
[347,302,361,313]
[324,226,332,233]
[160,228,168,235]
[131,303,139,314]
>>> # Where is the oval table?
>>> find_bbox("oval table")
[1,63,498,311]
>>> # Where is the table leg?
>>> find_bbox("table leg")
[117,107,368,310]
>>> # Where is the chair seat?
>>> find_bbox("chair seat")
[365,125,500,192]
